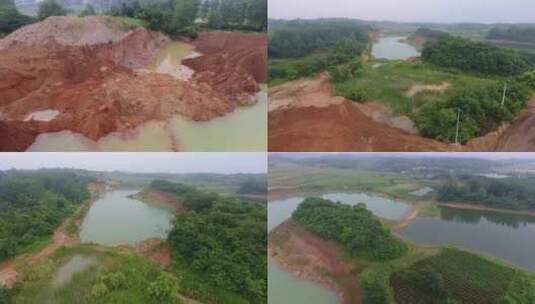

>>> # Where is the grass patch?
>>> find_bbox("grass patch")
[333,60,498,116]
[104,16,148,30]
[268,51,330,86]
[13,245,183,304]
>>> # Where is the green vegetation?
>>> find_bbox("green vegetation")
[0,0,33,36]
[422,35,535,76]
[438,176,535,211]
[0,170,93,261]
[37,0,67,21]
[268,19,370,84]
[333,58,534,143]
[151,180,266,304]
[292,198,408,260]
[488,26,535,44]
[236,177,267,195]
[110,0,266,38]
[12,245,184,304]
[390,248,535,304]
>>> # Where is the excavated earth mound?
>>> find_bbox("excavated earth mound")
[0,17,266,151]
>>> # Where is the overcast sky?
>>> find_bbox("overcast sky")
[0,153,266,174]
[269,0,535,23]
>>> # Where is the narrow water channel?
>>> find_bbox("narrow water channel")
[372,36,420,60]
[79,189,174,245]
[268,192,412,304]
[400,207,535,271]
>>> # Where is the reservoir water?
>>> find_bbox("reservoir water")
[79,190,174,245]
[268,192,411,304]
[269,192,411,231]
[400,206,535,271]
[372,36,420,60]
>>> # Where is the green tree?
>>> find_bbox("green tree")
[171,0,199,33]
[0,0,33,36]
[37,0,67,21]
[78,3,96,17]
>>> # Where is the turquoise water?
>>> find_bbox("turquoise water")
[79,189,174,245]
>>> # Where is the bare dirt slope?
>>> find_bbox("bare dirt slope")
[269,220,362,304]
[268,75,453,152]
[0,17,267,151]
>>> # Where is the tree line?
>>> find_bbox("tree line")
[0,169,93,261]
[268,20,370,84]
[0,0,266,39]
[422,35,535,76]
[150,180,266,304]
[487,26,535,44]
[438,176,535,211]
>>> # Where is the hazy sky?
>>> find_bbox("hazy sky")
[269,0,535,23]
[0,153,266,174]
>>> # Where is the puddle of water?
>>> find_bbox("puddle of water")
[52,255,97,287]
[24,110,60,122]
[27,90,267,152]
[79,189,174,245]
[148,41,196,81]
[372,36,420,60]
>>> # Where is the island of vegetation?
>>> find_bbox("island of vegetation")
[270,197,535,304]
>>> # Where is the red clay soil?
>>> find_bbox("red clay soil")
[269,220,363,304]
[269,101,453,151]
[0,17,267,151]
[183,31,267,104]
[492,97,535,151]
[130,238,171,267]
[133,189,185,213]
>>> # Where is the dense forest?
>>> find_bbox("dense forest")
[0,170,93,261]
[413,27,448,40]
[236,177,267,195]
[422,35,535,76]
[438,176,535,211]
[292,197,407,260]
[268,19,370,58]
[268,19,370,84]
[151,180,266,303]
[488,26,535,44]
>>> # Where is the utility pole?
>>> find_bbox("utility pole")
[455,108,461,145]
[501,82,508,108]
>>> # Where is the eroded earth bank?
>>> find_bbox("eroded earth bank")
[0,16,267,151]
